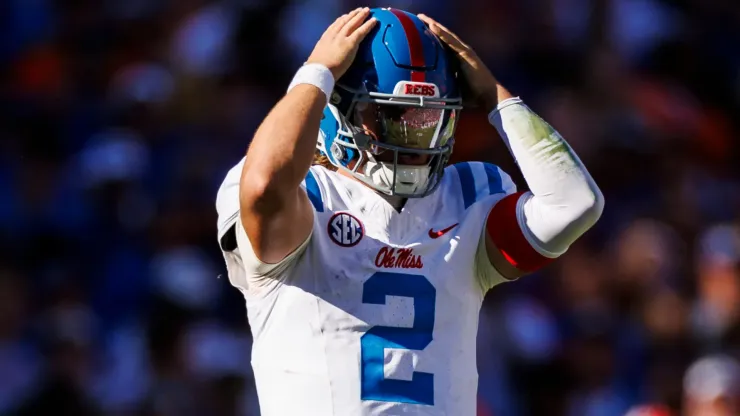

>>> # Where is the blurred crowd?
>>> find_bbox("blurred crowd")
[1,0,739,415]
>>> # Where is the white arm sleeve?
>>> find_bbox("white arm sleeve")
[488,97,604,256]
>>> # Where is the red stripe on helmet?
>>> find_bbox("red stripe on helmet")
[389,9,426,82]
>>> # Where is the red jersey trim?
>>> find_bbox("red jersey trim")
[486,192,555,273]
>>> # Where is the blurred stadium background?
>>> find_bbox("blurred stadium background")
[1,0,740,415]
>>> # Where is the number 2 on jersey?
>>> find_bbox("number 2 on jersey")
[360,272,436,405]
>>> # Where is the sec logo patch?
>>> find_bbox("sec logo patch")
[328,212,364,247]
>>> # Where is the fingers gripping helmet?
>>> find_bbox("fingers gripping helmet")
[318,8,462,198]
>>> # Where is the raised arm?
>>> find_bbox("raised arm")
[239,8,376,264]
[419,14,604,281]
[484,92,604,279]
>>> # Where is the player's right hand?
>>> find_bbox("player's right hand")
[306,8,377,80]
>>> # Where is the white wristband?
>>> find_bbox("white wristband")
[287,63,335,104]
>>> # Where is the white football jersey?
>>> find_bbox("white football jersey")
[216,159,517,416]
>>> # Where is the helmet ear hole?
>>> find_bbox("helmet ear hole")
[330,142,346,163]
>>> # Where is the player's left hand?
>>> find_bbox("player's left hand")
[417,14,500,111]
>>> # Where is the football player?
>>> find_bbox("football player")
[216,7,603,416]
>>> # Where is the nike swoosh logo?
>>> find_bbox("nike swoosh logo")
[429,223,459,239]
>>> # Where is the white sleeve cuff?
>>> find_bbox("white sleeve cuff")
[488,96,525,121]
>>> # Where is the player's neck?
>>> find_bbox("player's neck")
[336,167,407,211]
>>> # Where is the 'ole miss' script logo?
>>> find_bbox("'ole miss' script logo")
[375,247,424,269]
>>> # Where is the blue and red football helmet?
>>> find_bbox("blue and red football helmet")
[317,8,462,198]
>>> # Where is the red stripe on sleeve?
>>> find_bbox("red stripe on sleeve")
[389,9,426,82]
[486,192,555,273]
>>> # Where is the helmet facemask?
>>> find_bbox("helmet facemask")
[322,81,462,198]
